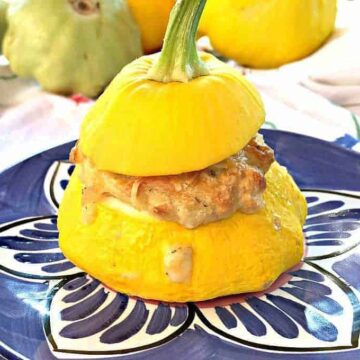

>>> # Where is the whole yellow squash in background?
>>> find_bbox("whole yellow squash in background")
[127,0,175,54]
[200,0,337,68]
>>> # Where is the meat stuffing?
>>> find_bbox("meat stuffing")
[72,134,274,229]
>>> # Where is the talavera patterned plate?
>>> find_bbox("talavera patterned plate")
[1,129,360,360]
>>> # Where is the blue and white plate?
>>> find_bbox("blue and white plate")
[1,129,360,360]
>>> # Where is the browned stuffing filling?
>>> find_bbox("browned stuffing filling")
[71,134,274,229]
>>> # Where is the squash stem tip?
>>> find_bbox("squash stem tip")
[148,0,209,83]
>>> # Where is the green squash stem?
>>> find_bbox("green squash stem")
[148,0,208,83]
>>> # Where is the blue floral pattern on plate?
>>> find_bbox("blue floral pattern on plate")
[0,216,80,279]
[47,275,191,354]
[1,130,360,360]
[303,191,360,260]
[196,261,358,352]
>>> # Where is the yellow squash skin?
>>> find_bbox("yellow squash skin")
[200,0,337,68]
[58,162,306,302]
[79,52,265,176]
[127,0,175,54]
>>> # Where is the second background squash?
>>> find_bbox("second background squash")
[128,0,175,54]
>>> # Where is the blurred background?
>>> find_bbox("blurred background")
[0,0,359,171]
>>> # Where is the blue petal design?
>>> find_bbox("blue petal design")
[333,253,360,291]
[267,294,338,342]
[308,201,344,216]
[170,306,188,327]
[63,276,88,291]
[33,222,58,231]
[0,236,58,251]
[302,192,360,258]
[146,303,172,335]
[305,223,360,232]
[306,209,360,225]
[288,280,331,296]
[288,270,325,282]
[50,277,192,353]
[230,303,267,337]
[19,229,59,239]
[14,252,65,264]
[60,294,128,339]
[247,297,299,339]
[60,180,69,190]
[0,217,80,278]
[63,279,100,303]
[306,196,319,204]
[307,240,343,246]
[100,300,149,344]
[280,287,343,315]
[68,165,75,176]
[204,262,351,350]
[306,232,351,240]
[41,261,75,273]
[61,288,108,321]
[215,307,237,330]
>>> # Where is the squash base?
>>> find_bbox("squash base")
[58,162,307,302]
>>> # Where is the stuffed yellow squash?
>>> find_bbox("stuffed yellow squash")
[58,0,306,302]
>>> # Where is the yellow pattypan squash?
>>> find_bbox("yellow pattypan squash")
[200,0,337,68]
[127,0,175,54]
[3,0,143,97]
